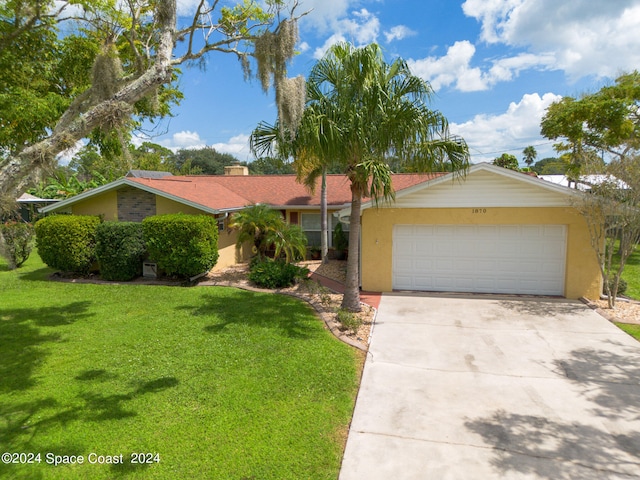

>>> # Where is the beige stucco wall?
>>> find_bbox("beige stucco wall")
[360,206,601,300]
[216,228,247,270]
[155,196,205,216]
[71,191,118,220]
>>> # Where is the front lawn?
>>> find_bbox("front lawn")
[621,245,640,300]
[0,254,361,479]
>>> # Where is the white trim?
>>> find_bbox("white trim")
[270,204,352,211]
[337,163,584,219]
[39,178,224,215]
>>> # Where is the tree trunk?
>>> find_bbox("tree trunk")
[320,167,328,264]
[0,0,177,198]
[341,186,361,312]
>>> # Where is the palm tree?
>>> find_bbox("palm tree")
[251,105,337,265]
[523,145,537,168]
[229,203,308,262]
[253,42,469,311]
[229,204,285,259]
[307,43,470,311]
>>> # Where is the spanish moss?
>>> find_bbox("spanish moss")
[276,75,306,136]
[91,43,123,101]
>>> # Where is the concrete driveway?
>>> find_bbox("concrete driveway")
[340,294,640,479]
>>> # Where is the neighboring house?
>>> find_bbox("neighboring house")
[41,163,602,299]
[539,174,629,191]
[15,193,59,222]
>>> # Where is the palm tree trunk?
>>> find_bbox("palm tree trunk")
[321,167,328,264]
[341,187,361,312]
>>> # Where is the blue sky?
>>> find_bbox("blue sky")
[142,0,640,165]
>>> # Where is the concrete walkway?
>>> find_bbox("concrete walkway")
[340,293,640,479]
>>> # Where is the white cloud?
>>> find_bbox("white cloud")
[211,134,251,159]
[451,92,562,163]
[407,41,487,92]
[312,8,381,58]
[298,41,311,54]
[300,0,353,32]
[408,41,557,92]
[175,0,206,18]
[172,130,206,148]
[143,131,250,159]
[462,0,640,79]
[383,25,416,43]
[156,130,206,151]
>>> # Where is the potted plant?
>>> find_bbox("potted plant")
[309,246,321,260]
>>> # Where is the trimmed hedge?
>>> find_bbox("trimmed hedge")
[143,214,219,278]
[35,215,101,274]
[95,222,146,281]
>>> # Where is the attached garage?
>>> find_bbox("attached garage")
[392,224,567,295]
[351,163,603,300]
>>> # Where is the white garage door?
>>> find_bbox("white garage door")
[393,224,567,295]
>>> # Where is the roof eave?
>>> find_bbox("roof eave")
[336,162,585,218]
[39,178,224,215]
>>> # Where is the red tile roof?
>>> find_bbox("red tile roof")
[128,173,443,211]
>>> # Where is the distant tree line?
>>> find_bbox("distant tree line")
[489,145,568,175]
[28,144,301,199]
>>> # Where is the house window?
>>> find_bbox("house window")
[300,213,349,247]
[301,213,321,246]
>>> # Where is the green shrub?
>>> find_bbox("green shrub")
[143,214,219,278]
[95,222,146,281]
[604,277,628,296]
[35,215,100,273]
[230,205,307,262]
[333,222,348,251]
[248,258,310,289]
[0,221,35,269]
[336,308,362,333]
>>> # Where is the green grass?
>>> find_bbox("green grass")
[615,322,640,342]
[621,245,640,300]
[0,254,361,479]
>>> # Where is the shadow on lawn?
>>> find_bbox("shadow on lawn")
[17,267,55,282]
[0,375,179,477]
[178,289,318,340]
[464,344,640,479]
[0,301,94,393]
[77,376,180,421]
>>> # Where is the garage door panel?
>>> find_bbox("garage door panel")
[394,258,415,271]
[393,224,566,295]
[415,259,434,270]
[414,277,436,290]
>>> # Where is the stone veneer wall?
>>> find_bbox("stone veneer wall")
[117,187,156,222]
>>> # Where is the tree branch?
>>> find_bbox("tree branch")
[0,0,177,198]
